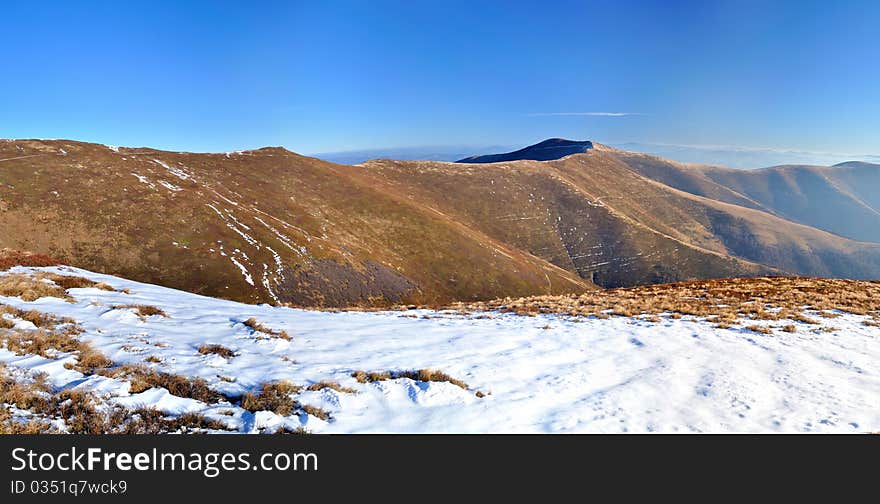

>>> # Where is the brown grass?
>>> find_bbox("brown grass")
[0,304,77,330]
[300,404,330,421]
[452,277,880,326]
[242,317,291,340]
[112,304,168,319]
[273,426,311,435]
[3,327,82,358]
[791,312,820,325]
[745,325,773,335]
[352,370,392,383]
[305,380,357,394]
[0,271,119,302]
[0,273,69,301]
[121,409,230,434]
[0,307,112,375]
[0,249,60,271]
[239,381,330,420]
[198,344,236,359]
[240,381,301,416]
[2,387,229,434]
[74,343,113,374]
[38,273,99,290]
[98,365,223,403]
[0,371,55,433]
[352,368,469,390]
[2,356,232,434]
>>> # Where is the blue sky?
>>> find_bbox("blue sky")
[1,0,877,156]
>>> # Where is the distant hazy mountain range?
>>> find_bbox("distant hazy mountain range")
[317,141,880,169]
[2,138,880,306]
[312,144,517,165]
[614,142,880,170]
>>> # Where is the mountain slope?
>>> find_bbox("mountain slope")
[613,152,880,243]
[3,138,880,306]
[370,149,880,282]
[0,140,590,306]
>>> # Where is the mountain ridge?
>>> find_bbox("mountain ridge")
[2,138,880,306]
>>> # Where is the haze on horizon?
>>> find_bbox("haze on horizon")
[1,0,878,167]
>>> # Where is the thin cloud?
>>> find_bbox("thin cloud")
[526,112,645,117]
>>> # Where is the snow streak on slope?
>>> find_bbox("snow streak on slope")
[2,267,878,433]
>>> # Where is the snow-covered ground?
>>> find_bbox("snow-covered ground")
[2,266,879,433]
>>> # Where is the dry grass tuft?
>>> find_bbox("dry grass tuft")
[300,404,330,421]
[0,307,112,375]
[3,327,82,358]
[122,409,230,434]
[305,380,357,394]
[198,344,236,359]
[791,312,819,325]
[112,304,168,319]
[239,381,330,420]
[352,370,392,383]
[745,325,773,335]
[272,426,311,435]
[0,273,69,301]
[73,342,113,374]
[0,270,119,302]
[352,368,469,390]
[38,273,98,290]
[98,365,223,403]
[240,381,301,416]
[241,317,291,340]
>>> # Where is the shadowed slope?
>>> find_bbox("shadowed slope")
[456,138,595,163]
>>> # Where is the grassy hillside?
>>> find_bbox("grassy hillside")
[0,140,590,305]
[615,152,880,243]
[3,138,880,306]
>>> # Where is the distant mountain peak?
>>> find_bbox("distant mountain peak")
[456,138,599,163]
[832,160,879,169]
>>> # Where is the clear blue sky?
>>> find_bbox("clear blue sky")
[1,0,877,155]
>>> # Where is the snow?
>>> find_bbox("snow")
[158,180,182,192]
[130,172,156,189]
[2,266,879,433]
[228,256,254,286]
[151,158,191,180]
